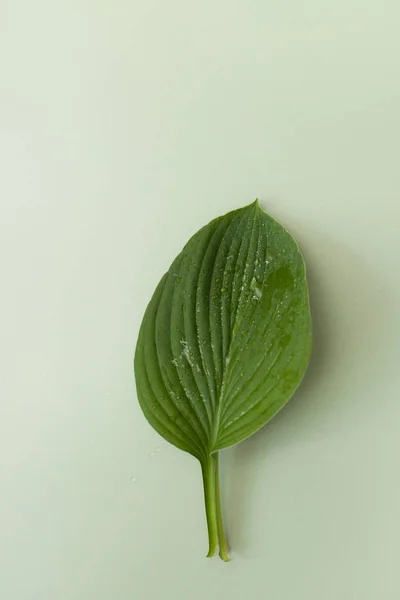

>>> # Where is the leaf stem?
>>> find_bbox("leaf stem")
[214,453,230,561]
[202,453,231,562]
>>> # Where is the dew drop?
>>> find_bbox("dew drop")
[265,251,274,264]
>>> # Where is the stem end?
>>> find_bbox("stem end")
[219,553,231,562]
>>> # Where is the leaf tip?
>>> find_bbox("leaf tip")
[252,198,265,214]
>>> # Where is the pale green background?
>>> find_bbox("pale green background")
[1,1,400,599]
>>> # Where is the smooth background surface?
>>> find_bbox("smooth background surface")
[1,2,400,598]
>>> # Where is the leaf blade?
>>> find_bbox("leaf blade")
[135,201,311,454]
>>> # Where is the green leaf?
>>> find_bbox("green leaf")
[134,200,312,560]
